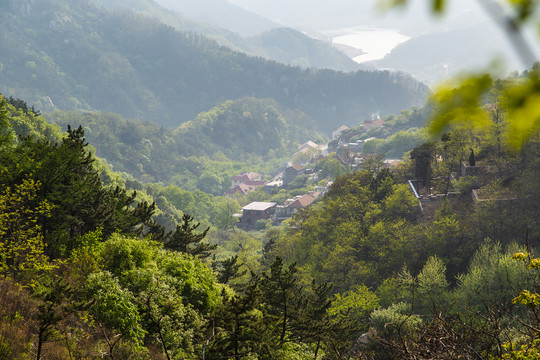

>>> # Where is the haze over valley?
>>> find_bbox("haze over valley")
[1,0,540,359]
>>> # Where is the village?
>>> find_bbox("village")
[226,121,517,230]
[225,123,403,229]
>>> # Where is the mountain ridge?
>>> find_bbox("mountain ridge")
[88,0,366,72]
[0,0,429,132]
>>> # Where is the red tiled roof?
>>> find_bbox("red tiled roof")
[225,184,250,195]
[225,182,265,195]
[232,172,261,181]
[231,174,249,181]
[288,193,320,209]
[244,180,265,186]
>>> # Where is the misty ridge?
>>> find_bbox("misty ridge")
[0,0,428,131]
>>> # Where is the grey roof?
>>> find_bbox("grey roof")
[242,202,277,211]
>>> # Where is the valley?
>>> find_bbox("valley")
[0,0,539,359]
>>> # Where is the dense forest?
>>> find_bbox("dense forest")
[46,97,324,191]
[1,56,540,359]
[0,0,428,131]
[90,0,366,72]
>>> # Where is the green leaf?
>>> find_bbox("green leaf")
[503,74,540,149]
[428,74,493,136]
[432,0,446,13]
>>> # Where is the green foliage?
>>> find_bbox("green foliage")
[31,273,80,360]
[270,170,425,293]
[85,271,146,344]
[370,302,422,339]
[0,119,158,258]
[0,178,54,279]
[452,175,479,194]
[260,257,301,345]
[164,213,215,258]
[497,252,540,359]
[0,336,11,360]
[91,234,221,358]
[328,284,379,325]
[416,256,449,311]
[213,197,240,230]
[454,240,529,312]
[315,153,348,180]
[498,339,540,360]
[97,233,158,277]
[209,282,265,358]
[383,183,419,219]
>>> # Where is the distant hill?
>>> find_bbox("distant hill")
[89,0,365,72]
[248,28,364,71]
[367,22,527,84]
[0,0,429,132]
[153,0,277,36]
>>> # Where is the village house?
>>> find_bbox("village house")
[282,164,305,187]
[231,172,262,188]
[225,172,265,196]
[332,125,349,141]
[236,202,277,228]
[225,183,261,196]
[363,118,384,131]
[274,192,320,223]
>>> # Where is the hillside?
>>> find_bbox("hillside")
[2,84,540,360]
[47,97,324,192]
[247,28,365,71]
[152,0,277,36]
[0,0,428,132]
[89,0,364,72]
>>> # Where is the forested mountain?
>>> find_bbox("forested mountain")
[47,97,324,190]
[152,0,277,36]
[247,28,366,71]
[89,0,364,72]
[0,0,428,131]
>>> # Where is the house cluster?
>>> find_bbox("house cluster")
[224,141,328,197]
[224,164,313,198]
[235,191,321,229]
[227,123,392,229]
[329,123,397,171]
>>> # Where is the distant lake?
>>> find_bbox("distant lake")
[326,27,410,63]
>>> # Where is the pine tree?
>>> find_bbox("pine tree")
[209,281,264,359]
[164,214,215,258]
[259,257,302,346]
[0,124,157,258]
